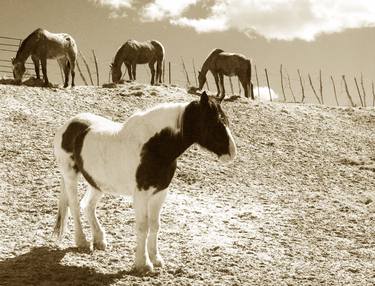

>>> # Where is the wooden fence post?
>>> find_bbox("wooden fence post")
[297,69,305,103]
[92,50,99,85]
[254,64,260,98]
[372,81,375,107]
[79,51,94,85]
[280,64,286,102]
[76,61,88,85]
[360,73,367,107]
[342,75,355,107]
[286,72,296,102]
[319,70,324,104]
[192,59,198,86]
[308,73,321,104]
[265,68,272,101]
[330,75,339,106]
[181,58,190,86]
[354,77,364,107]
[168,61,171,85]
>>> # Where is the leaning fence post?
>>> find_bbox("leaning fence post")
[354,77,364,107]
[192,59,198,86]
[330,75,339,106]
[372,81,375,107]
[79,51,94,85]
[297,69,305,103]
[319,70,324,104]
[280,64,286,102]
[286,72,296,102]
[360,73,367,107]
[168,61,171,85]
[92,50,99,85]
[308,73,321,104]
[76,61,88,85]
[342,75,355,107]
[181,58,190,86]
[265,68,272,101]
[237,78,241,95]
[254,64,260,98]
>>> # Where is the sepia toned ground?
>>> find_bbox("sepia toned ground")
[0,82,374,286]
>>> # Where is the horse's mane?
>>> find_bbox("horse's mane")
[205,48,224,60]
[16,28,43,58]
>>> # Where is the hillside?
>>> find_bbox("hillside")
[0,83,374,286]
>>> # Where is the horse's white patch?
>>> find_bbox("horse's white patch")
[219,127,237,163]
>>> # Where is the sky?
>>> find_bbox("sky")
[1,0,375,105]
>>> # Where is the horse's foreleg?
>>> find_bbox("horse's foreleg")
[81,187,106,250]
[69,59,76,87]
[156,61,162,84]
[31,55,40,79]
[133,190,153,273]
[147,189,167,267]
[41,58,49,86]
[126,63,132,80]
[240,77,249,98]
[149,62,156,85]
[219,73,225,101]
[132,63,137,81]
[213,72,220,97]
[59,59,70,88]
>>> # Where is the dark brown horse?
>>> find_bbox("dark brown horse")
[198,49,254,101]
[12,28,77,87]
[110,39,165,85]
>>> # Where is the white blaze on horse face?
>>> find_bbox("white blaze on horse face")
[219,127,237,163]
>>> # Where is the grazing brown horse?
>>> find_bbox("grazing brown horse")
[110,39,165,85]
[12,28,77,87]
[198,49,254,101]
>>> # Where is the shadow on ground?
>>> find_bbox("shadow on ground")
[0,247,126,286]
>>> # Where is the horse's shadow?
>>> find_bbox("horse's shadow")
[0,246,128,285]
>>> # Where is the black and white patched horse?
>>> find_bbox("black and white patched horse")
[53,92,236,274]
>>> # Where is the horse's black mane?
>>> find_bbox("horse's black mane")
[16,28,43,58]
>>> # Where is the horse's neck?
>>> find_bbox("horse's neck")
[200,58,211,76]
[16,35,36,62]
[113,45,126,69]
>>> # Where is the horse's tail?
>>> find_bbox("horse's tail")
[246,59,254,99]
[52,178,69,239]
[151,40,165,83]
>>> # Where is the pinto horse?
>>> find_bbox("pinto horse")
[53,92,236,274]
[110,39,165,85]
[198,48,254,101]
[12,28,77,87]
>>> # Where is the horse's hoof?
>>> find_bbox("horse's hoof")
[133,261,154,275]
[63,84,68,88]
[151,255,164,268]
[75,238,90,249]
[93,239,107,250]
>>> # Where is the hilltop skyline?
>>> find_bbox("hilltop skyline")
[1,0,375,104]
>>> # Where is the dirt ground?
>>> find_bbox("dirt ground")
[0,83,374,286]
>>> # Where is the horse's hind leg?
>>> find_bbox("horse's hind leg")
[156,60,162,84]
[126,63,132,80]
[219,73,226,102]
[149,61,156,85]
[58,59,70,88]
[131,63,137,81]
[31,55,40,79]
[81,187,106,250]
[63,166,89,248]
[147,189,167,267]
[213,72,220,97]
[68,58,76,87]
[41,58,49,86]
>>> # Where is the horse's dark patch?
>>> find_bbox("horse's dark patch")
[61,121,100,190]
[61,121,89,153]
[136,128,189,194]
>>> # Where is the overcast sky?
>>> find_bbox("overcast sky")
[1,0,375,104]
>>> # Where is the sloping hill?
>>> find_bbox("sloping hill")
[0,83,374,286]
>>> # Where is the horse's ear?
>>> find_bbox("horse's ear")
[109,63,113,69]
[200,91,209,105]
[11,57,15,65]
